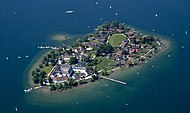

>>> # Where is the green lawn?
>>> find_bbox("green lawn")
[94,57,115,71]
[109,34,127,47]
[40,65,53,75]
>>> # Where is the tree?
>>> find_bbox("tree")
[39,71,46,78]
[66,48,72,55]
[62,60,66,64]
[119,24,125,30]
[35,68,40,72]
[97,44,113,55]
[39,79,44,86]
[63,81,70,89]
[45,61,49,66]
[102,21,110,28]
[43,56,48,62]
[32,70,37,76]
[68,78,75,86]
[73,81,78,86]
[93,68,98,74]
[111,21,119,28]
[57,84,63,89]
[92,75,98,80]
[48,77,53,83]
[33,76,39,84]
[101,69,108,76]
[47,54,52,59]
[50,85,56,91]
[91,59,98,65]
[89,77,95,82]
[78,80,83,85]
[39,64,43,68]
[51,61,56,66]
[69,57,78,64]
[38,76,44,86]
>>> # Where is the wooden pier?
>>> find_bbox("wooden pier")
[100,76,127,85]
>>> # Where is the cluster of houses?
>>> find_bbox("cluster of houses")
[81,25,154,68]
[46,22,160,84]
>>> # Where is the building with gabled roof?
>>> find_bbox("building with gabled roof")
[60,64,73,77]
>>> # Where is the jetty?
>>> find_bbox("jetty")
[24,86,43,93]
[100,76,127,85]
[37,46,58,50]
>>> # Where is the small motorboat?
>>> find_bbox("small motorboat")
[65,10,74,14]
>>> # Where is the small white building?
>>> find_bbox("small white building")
[72,66,87,75]
[58,60,62,64]
[86,47,93,51]
[64,55,72,62]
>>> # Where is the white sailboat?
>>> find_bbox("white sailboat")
[15,107,18,112]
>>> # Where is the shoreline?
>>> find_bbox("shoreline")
[24,32,172,91]
[24,36,173,106]
[23,50,52,88]
[23,22,174,105]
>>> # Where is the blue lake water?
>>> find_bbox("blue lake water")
[0,0,190,113]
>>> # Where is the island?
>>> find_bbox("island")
[29,21,167,92]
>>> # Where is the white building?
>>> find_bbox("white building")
[72,66,87,75]
[63,55,72,62]
[60,64,73,77]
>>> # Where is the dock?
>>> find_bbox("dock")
[100,76,127,85]
[24,86,43,93]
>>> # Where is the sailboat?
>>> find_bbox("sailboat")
[15,107,18,112]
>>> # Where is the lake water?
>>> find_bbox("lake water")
[0,0,190,113]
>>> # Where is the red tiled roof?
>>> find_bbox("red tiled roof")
[52,76,68,81]
[130,36,135,38]
[127,31,134,35]
[116,51,123,55]
[121,41,127,45]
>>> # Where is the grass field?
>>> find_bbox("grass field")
[40,65,53,75]
[94,57,115,71]
[109,34,126,47]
